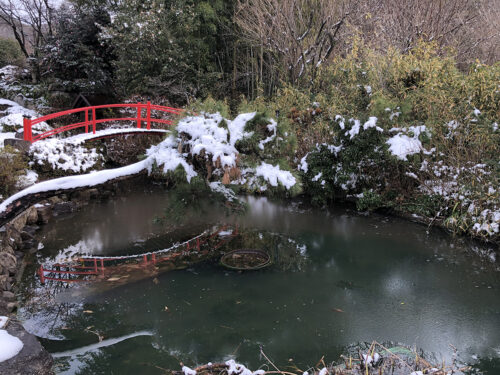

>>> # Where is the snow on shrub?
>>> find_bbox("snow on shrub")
[255,162,296,190]
[145,136,197,181]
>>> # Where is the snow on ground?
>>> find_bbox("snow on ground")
[0,326,24,362]
[0,132,16,149]
[0,99,51,133]
[16,170,39,189]
[0,159,149,213]
[30,138,103,173]
[30,128,171,173]
[64,127,170,145]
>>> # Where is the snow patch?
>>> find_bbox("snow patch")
[255,163,296,190]
[386,134,422,160]
[182,366,197,375]
[146,137,197,181]
[30,138,102,173]
[16,170,38,189]
[0,329,23,362]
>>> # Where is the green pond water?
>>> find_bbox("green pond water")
[18,186,500,374]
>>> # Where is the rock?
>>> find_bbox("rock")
[47,196,62,205]
[0,252,17,275]
[2,291,15,300]
[0,319,54,375]
[36,205,52,224]
[70,189,91,204]
[3,138,31,153]
[88,188,99,198]
[25,206,39,225]
[22,239,38,251]
[52,201,76,216]
[22,225,39,236]
[1,226,22,250]
[0,299,7,315]
[1,245,15,256]
[7,301,17,312]
[14,94,26,107]
[0,274,10,290]
[7,206,37,234]
[20,230,34,241]
[10,210,31,232]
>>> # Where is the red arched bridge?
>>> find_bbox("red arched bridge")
[37,225,238,284]
[23,102,183,143]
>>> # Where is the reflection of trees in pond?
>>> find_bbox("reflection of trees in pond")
[154,180,246,225]
[223,229,309,272]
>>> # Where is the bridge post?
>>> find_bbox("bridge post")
[152,253,156,265]
[137,103,142,128]
[92,108,97,134]
[146,101,151,130]
[143,254,148,266]
[23,117,32,142]
[85,109,89,133]
[38,266,45,284]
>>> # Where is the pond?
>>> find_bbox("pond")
[17,185,500,374]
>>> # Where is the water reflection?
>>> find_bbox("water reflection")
[17,189,500,374]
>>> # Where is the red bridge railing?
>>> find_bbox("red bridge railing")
[23,102,183,143]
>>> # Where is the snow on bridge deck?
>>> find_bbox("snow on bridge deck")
[63,127,170,144]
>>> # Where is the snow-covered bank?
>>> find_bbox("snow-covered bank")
[0,160,148,213]
[1,111,300,214]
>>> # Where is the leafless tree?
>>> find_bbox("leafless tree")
[0,0,55,80]
[473,0,500,64]
[235,0,358,85]
[364,0,499,65]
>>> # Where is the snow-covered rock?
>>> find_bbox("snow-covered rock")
[0,328,23,362]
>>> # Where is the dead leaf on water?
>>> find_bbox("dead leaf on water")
[331,308,344,313]
[164,306,169,312]
[107,277,121,281]
[153,277,159,285]
[83,310,93,314]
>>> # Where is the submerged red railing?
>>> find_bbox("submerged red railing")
[23,102,183,143]
[38,225,238,284]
